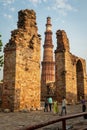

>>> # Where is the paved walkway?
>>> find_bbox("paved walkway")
[0,103,87,130]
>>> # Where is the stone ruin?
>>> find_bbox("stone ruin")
[41,19,87,104]
[2,9,41,111]
[0,9,87,112]
[55,30,87,103]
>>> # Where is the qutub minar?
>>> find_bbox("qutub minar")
[41,17,55,100]
[0,9,87,112]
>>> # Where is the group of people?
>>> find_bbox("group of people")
[44,96,87,117]
[44,96,67,115]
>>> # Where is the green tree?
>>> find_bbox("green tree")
[0,34,3,70]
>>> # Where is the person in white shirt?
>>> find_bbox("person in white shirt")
[61,96,67,115]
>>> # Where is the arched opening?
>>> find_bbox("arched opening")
[76,60,84,101]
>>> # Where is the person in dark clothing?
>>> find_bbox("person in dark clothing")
[81,97,86,112]
[44,98,48,112]
[81,97,87,119]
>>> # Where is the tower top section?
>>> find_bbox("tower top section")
[55,30,70,52]
[17,9,37,30]
[46,17,52,31]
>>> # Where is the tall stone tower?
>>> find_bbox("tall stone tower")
[2,9,41,111]
[41,17,55,100]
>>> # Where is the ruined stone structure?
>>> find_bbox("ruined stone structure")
[1,10,87,110]
[55,30,87,103]
[2,9,41,111]
[41,17,55,100]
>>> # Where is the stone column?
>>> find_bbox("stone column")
[2,9,41,111]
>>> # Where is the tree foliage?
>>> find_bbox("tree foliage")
[0,34,3,69]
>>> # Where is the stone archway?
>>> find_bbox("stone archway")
[76,60,84,101]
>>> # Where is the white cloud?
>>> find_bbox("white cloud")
[48,0,77,16]
[10,7,15,12]
[4,0,15,4]
[59,10,67,16]
[2,0,15,6]
[28,0,41,4]
[55,0,73,10]
[42,0,47,2]
[4,14,12,19]
[28,0,47,4]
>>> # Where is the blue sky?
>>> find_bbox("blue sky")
[0,0,87,79]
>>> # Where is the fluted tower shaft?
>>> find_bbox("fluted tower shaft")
[41,17,55,100]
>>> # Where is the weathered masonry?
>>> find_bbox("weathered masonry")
[41,18,87,103]
[1,10,87,112]
[55,30,87,103]
[2,9,41,111]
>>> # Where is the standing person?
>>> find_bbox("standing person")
[44,97,48,112]
[48,96,53,111]
[81,96,86,112]
[53,100,59,114]
[61,96,67,116]
[81,96,87,119]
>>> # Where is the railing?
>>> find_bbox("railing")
[18,112,87,130]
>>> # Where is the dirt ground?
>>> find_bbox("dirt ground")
[0,103,87,130]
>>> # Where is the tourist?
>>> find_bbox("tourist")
[61,96,67,116]
[81,96,86,112]
[81,96,87,119]
[48,96,53,111]
[44,97,48,112]
[53,100,59,114]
